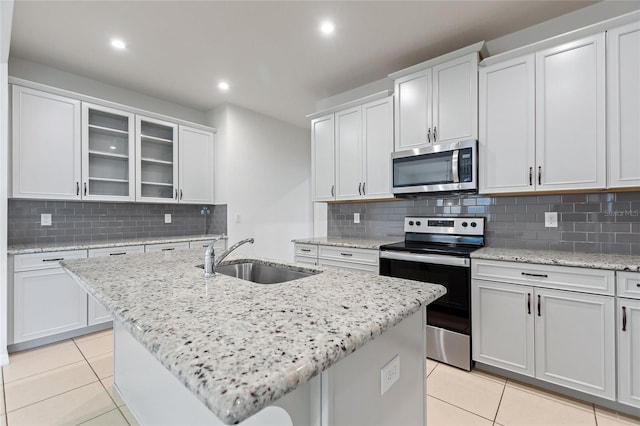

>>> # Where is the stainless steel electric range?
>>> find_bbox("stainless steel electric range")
[379,216,485,371]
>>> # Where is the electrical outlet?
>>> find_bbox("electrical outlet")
[200,206,210,216]
[164,214,172,224]
[380,355,400,395]
[545,212,558,228]
[41,213,52,226]
[354,213,360,224]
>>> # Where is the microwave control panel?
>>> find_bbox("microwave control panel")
[459,148,473,183]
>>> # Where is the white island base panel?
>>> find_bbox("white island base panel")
[113,308,426,426]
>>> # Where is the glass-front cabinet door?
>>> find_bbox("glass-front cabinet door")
[81,103,135,201]
[136,116,178,203]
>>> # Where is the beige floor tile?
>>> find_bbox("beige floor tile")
[3,340,84,383]
[101,376,125,407]
[4,360,98,412]
[7,381,115,426]
[80,408,128,426]
[594,406,640,426]
[426,358,439,377]
[73,329,113,345]
[427,396,493,426]
[0,414,5,426]
[495,381,596,426]
[0,389,4,414]
[88,353,113,379]
[427,363,504,420]
[75,333,113,359]
[120,405,140,426]
[470,368,508,386]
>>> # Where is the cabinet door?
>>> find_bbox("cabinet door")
[362,96,393,199]
[479,55,536,194]
[311,114,335,201]
[607,22,640,188]
[13,268,88,343]
[144,242,190,253]
[432,53,478,144]
[618,298,640,409]
[178,126,215,204]
[535,33,606,191]
[136,116,179,203]
[335,107,362,200]
[472,280,534,377]
[394,69,431,151]
[12,86,81,200]
[81,103,135,201]
[535,288,615,400]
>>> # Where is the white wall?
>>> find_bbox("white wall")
[208,104,311,262]
[1,0,14,365]
[9,57,208,125]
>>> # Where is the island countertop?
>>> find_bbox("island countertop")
[61,248,445,424]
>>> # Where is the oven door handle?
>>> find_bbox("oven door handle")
[380,250,470,267]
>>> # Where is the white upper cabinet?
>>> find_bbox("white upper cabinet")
[361,96,394,199]
[178,125,215,204]
[136,116,179,203]
[311,114,335,201]
[393,51,479,151]
[81,103,135,201]
[535,33,606,191]
[394,70,431,151]
[479,55,536,194]
[335,107,362,200]
[12,86,81,200]
[607,21,640,189]
[432,54,478,143]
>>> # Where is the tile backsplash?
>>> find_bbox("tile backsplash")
[8,200,227,246]
[328,191,640,255]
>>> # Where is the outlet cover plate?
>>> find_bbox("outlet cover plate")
[380,355,400,395]
[41,213,52,226]
[164,214,172,224]
[354,213,360,224]
[545,212,558,228]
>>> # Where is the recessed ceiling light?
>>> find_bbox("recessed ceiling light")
[218,81,230,91]
[320,21,335,35]
[110,38,127,50]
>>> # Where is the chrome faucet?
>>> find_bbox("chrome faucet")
[204,237,254,278]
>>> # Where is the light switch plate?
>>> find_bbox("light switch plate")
[41,213,52,226]
[354,213,360,224]
[164,214,172,224]
[380,355,400,395]
[545,212,558,228]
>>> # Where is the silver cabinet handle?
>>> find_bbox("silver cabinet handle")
[433,126,437,141]
[174,189,178,200]
[362,182,366,195]
[522,272,548,278]
[331,185,335,197]
[538,166,542,185]
[76,182,80,196]
[427,128,431,143]
[358,182,362,196]
[529,167,533,186]
[622,306,627,331]
[43,258,64,262]
[180,189,183,200]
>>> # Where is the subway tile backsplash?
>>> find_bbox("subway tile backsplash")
[8,200,228,246]
[327,191,640,255]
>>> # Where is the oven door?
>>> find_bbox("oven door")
[379,252,471,335]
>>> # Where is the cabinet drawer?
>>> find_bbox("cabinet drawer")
[88,245,144,258]
[144,242,190,253]
[318,246,379,266]
[189,239,227,250]
[14,250,88,272]
[294,256,318,266]
[318,258,378,273]
[472,259,614,295]
[617,271,640,299]
[295,244,318,257]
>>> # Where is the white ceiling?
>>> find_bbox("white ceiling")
[10,1,597,129]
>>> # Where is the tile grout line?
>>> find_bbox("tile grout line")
[593,403,598,426]
[428,394,498,423]
[493,378,508,424]
[72,336,131,426]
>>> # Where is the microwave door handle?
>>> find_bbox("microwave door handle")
[452,149,460,183]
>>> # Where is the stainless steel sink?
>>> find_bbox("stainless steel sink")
[196,261,320,284]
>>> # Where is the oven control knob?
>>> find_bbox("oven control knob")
[470,222,477,228]
[462,222,468,227]
[416,221,421,226]
[408,221,414,226]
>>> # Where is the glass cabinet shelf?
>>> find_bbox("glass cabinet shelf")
[137,117,177,202]
[141,134,174,144]
[140,157,173,165]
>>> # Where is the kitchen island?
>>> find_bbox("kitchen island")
[61,248,445,425]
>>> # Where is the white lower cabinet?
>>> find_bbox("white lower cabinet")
[617,270,640,409]
[293,243,318,266]
[318,246,378,273]
[12,250,89,344]
[144,241,190,253]
[472,260,616,401]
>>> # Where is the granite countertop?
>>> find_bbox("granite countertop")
[7,234,227,255]
[61,248,445,424]
[292,236,400,250]
[472,247,640,272]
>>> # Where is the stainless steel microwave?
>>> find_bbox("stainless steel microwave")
[391,139,477,195]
